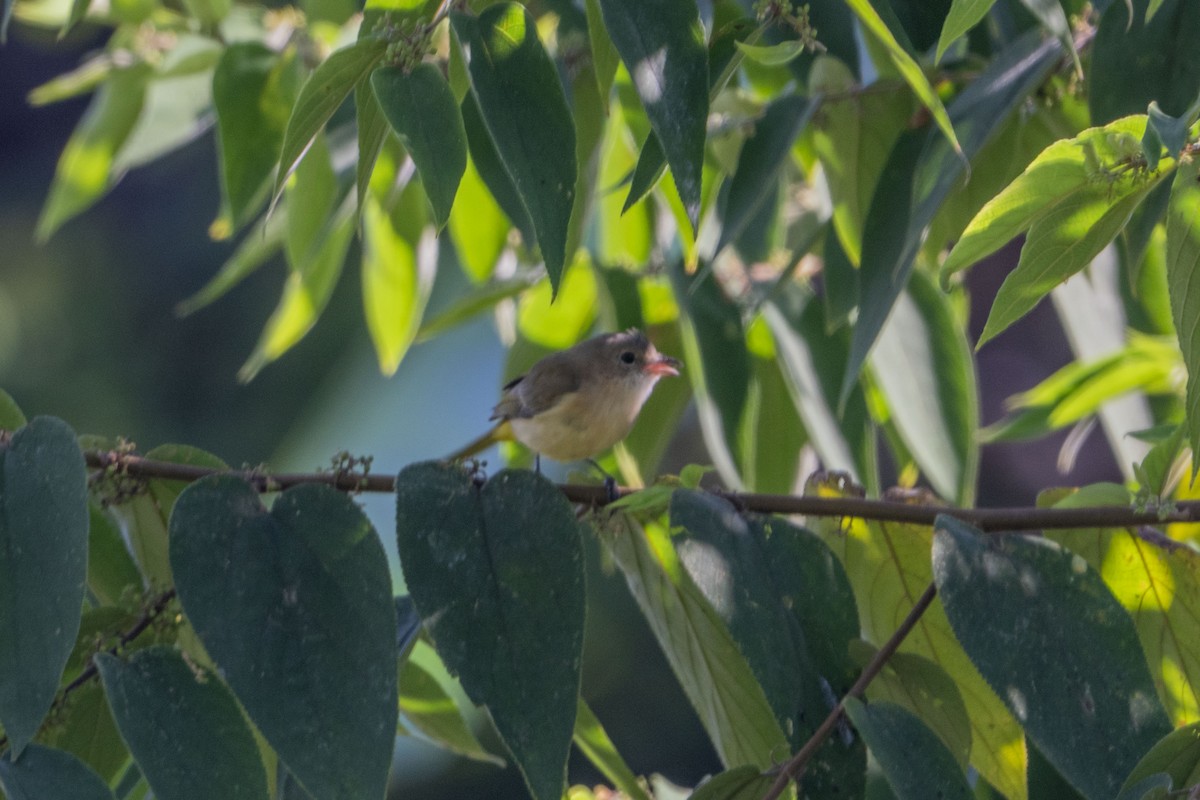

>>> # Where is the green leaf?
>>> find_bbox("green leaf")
[601,515,789,769]
[809,485,1026,799]
[573,698,652,800]
[717,95,814,254]
[843,0,960,156]
[735,39,807,67]
[978,175,1162,347]
[936,0,997,62]
[1044,488,1200,727]
[584,0,619,111]
[669,265,750,487]
[857,645,971,768]
[96,647,269,800]
[1166,157,1200,472]
[447,153,511,283]
[175,206,286,316]
[841,31,1063,407]
[394,463,585,800]
[271,38,387,209]
[417,274,537,341]
[870,270,979,504]
[933,515,1172,799]
[689,765,775,800]
[843,699,973,800]
[361,190,435,375]
[671,491,865,797]
[1027,738,1087,800]
[809,56,912,267]
[0,416,88,753]
[42,682,129,783]
[169,477,398,800]
[398,640,504,766]
[36,66,149,241]
[110,67,214,174]
[372,63,467,230]
[459,90,534,247]
[239,209,354,382]
[598,0,708,228]
[107,443,227,590]
[284,132,337,272]
[0,744,115,800]
[86,503,142,606]
[0,389,25,429]
[1121,722,1200,795]
[212,44,296,232]
[1090,0,1200,126]
[354,78,390,217]
[452,4,577,295]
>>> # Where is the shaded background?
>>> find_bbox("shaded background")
[0,23,1123,798]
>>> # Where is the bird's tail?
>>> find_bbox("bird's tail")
[444,421,515,462]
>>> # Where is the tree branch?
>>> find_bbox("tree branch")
[84,449,1200,532]
[761,582,940,800]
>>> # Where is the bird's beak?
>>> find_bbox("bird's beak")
[644,355,681,377]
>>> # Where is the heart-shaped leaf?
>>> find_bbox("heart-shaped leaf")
[170,477,398,800]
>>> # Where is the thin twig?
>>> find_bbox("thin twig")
[82,450,1200,533]
[761,583,940,800]
[0,589,177,757]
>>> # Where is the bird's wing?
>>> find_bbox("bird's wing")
[490,353,583,420]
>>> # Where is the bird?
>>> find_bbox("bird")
[447,328,681,468]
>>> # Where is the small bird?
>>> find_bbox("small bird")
[448,329,681,466]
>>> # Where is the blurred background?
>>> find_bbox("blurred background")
[0,22,1126,798]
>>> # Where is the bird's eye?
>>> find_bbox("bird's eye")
[620,351,636,365]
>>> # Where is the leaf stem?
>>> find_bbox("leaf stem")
[761,582,939,800]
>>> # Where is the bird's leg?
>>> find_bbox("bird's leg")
[586,459,619,503]
[535,453,542,475]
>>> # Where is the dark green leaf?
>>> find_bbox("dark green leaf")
[932,515,1172,799]
[1116,774,1173,800]
[822,228,859,330]
[669,264,749,484]
[271,38,387,209]
[598,0,707,228]
[1,0,12,42]
[43,682,129,783]
[459,89,535,245]
[394,463,584,800]
[452,5,577,294]
[372,63,466,229]
[622,133,668,214]
[689,765,775,800]
[0,743,115,800]
[0,416,88,753]
[212,44,295,231]
[602,515,788,769]
[672,491,864,797]
[169,477,397,800]
[354,78,390,216]
[843,31,1062,406]
[573,699,651,800]
[717,95,814,254]
[1090,0,1200,125]
[584,0,619,111]
[858,645,971,767]
[1028,738,1086,800]
[1166,157,1200,471]
[417,275,537,341]
[96,647,268,800]
[1120,722,1200,796]
[843,698,973,800]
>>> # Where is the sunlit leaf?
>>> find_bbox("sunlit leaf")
[1166,156,1200,471]
[573,699,652,800]
[935,0,996,62]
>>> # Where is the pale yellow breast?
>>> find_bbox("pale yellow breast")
[509,378,655,462]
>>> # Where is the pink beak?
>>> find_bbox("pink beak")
[644,355,681,377]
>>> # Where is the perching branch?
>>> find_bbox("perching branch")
[85,448,1200,532]
[761,583,940,800]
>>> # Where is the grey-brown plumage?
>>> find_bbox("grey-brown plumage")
[449,329,681,463]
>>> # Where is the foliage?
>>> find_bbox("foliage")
[6,0,1200,798]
